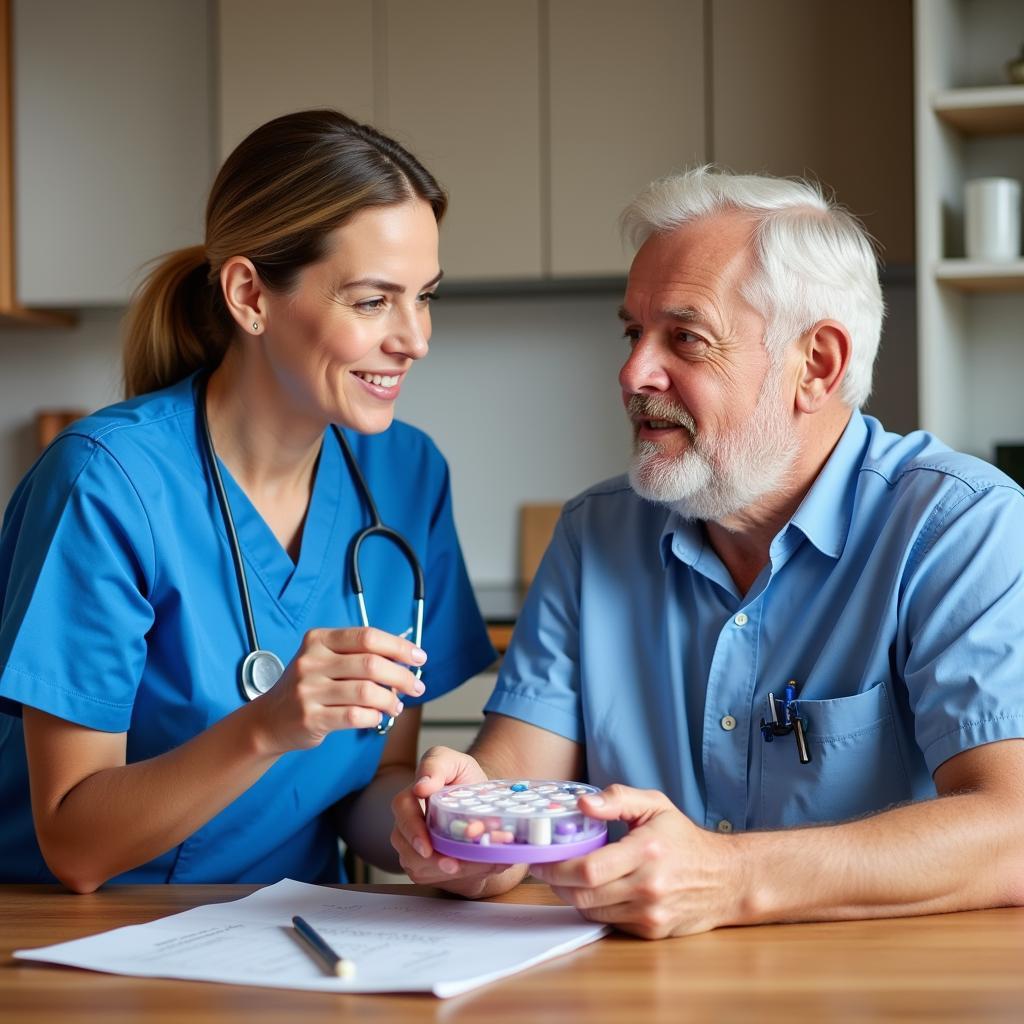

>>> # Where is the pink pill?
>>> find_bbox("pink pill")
[464,819,485,839]
[489,830,515,844]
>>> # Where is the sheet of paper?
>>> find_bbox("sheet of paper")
[14,878,608,997]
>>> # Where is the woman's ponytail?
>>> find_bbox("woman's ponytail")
[121,245,228,398]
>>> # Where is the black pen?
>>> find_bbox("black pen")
[291,915,357,979]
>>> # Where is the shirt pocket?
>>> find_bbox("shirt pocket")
[758,680,911,828]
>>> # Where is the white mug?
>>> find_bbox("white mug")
[964,177,1021,262]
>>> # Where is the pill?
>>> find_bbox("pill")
[489,830,515,844]
[528,817,552,845]
[510,783,528,792]
[465,820,485,839]
[450,819,468,840]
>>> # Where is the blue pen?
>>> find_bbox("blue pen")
[292,916,356,979]
[759,680,811,765]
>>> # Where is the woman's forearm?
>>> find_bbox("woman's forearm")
[26,702,279,892]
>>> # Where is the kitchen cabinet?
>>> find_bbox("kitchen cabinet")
[0,0,69,325]
[215,1,913,285]
[217,0,375,159]
[915,0,1024,457]
[218,0,544,281]
[547,0,705,277]
[11,0,213,309]
[710,0,915,266]
[380,0,543,280]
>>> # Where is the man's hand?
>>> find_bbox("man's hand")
[390,746,527,898]
[530,784,741,939]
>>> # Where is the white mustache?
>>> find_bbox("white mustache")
[626,394,697,436]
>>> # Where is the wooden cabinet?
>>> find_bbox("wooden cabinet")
[711,0,915,266]
[381,1,543,280]
[547,0,705,277]
[217,0,374,160]
[214,1,913,284]
[915,0,1024,457]
[0,0,70,325]
[215,0,704,283]
[12,0,213,308]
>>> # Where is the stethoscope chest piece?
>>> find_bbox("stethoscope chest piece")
[240,649,285,701]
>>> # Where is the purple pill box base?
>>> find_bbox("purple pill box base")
[429,828,608,864]
[426,779,608,863]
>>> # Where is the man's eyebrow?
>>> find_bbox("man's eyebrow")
[618,304,714,326]
[338,270,444,293]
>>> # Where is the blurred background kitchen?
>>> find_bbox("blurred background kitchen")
[2,0,1022,759]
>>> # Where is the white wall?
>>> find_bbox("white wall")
[0,297,630,586]
[400,292,632,583]
[0,280,916,587]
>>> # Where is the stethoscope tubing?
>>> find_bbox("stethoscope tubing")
[198,376,425,733]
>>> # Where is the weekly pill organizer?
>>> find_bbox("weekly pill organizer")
[426,780,608,863]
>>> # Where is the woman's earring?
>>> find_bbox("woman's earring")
[252,320,260,332]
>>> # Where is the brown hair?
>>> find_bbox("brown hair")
[121,110,447,398]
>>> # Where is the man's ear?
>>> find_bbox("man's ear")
[795,320,852,414]
[219,257,266,335]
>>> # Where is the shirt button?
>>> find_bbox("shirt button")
[733,612,749,627]
[717,819,733,833]
[720,715,737,731]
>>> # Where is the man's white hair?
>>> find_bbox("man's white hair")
[620,167,885,408]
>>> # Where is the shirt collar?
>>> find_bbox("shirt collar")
[659,513,705,569]
[657,410,869,568]
[786,410,867,559]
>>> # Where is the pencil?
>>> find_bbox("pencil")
[291,915,357,979]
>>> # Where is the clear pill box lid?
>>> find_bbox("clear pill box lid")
[426,779,608,864]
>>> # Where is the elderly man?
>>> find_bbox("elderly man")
[392,168,1024,938]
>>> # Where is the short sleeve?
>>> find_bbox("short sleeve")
[0,436,155,730]
[900,482,1024,773]
[413,456,495,705]
[484,504,584,741]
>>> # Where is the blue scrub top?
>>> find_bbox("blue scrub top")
[0,373,495,883]
[487,412,1024,834]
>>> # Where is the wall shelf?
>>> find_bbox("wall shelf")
[934,259,1024,291]
[932,85,1024,134]
[0,307,75,328]
[916,1,1024,458]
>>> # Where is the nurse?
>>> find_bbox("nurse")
[0,109,495,891]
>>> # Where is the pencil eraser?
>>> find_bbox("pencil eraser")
[426,779,607,863]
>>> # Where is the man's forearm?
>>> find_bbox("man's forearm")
[730,791,1024,926]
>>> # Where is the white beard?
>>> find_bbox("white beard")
[627,364,799,523]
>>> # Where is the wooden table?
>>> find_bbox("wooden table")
[3,884,1024,1023]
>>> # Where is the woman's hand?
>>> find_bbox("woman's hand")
[248,626,427,755]
[391,746,527,898]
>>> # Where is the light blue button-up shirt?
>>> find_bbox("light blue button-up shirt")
[486,413,1024,832]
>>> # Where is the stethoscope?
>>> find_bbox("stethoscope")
[197,376,424,735]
